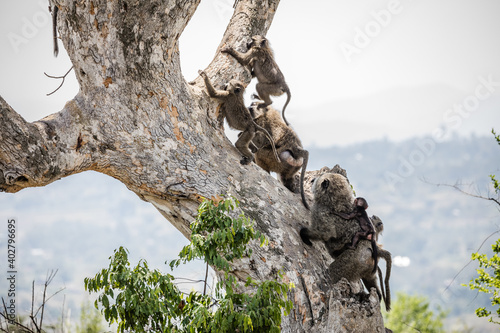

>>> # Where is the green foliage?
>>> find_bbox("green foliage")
[464,129,500,325]
[85,197,293,333]
[492,128,500,146]
[491,174,500,195]
[383,292,447,333]
[491,129,500,194]
[76,301,106,333]
[464,238,500,325]
[169,197,267,272]
[84,246,188,332]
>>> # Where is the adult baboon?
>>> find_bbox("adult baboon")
[222,35,292,125]
[248,103,309,209]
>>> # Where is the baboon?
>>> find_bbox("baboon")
[335,197,378,273]
[248,103,309,209]
[299,172,357,257]
[371,215,384,242]
[198,70,279,165]
[371,214,390,311]
[221,35,292,126]
[51,4,59,57]
[299,171,391,311]
[328,241,392,312]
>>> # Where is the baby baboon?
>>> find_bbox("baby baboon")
[299,172,357,256]
[198,70,279,165]
[248,103,309,209]
[335,197,378,273]
[328,241,392,312]
[221,35,292,125]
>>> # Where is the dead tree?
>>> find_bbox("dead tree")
[0,1,387,331]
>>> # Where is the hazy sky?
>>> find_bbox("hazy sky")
[0,0,499,147]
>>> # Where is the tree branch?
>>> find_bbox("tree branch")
[0,96,94,192]
[44,66,74,96]
[424,178,500,207]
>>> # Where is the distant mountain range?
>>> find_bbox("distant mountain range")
[289,83,500,147]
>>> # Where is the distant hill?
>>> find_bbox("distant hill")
[1,134,499,331]
[290,84,500,147]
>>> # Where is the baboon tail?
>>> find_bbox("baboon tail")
[383,250,392,311]
[371,239,378,273]
[377,266,386,305]
[299,150,310,210]
[377,248,392,312]
[53,6,59,57]
[282,87,291,126]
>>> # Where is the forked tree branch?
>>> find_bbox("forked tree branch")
[44,66,74,96]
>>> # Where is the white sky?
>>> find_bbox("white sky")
[0,0,499,146]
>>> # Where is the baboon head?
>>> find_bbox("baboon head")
[371,215,384,238]
[247,35,268,50]
[354,197,368,210]
[224,79,245,96]
[312,173,354,213]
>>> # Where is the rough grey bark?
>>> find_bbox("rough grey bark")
[0,0,388,331]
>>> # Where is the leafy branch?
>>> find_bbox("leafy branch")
[85,197,294,333]
[462,129,500,325]
[463,239,500,325]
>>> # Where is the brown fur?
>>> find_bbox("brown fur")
[198,70,279,165]
[221,35,292,125]
[299,170,392,311]
[335,197,378,273]
[299,172,356,256]
[248,103,309,209]
[371,215,384,242]
[328,241,392,312]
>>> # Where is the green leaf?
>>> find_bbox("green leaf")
[101,294,109,308]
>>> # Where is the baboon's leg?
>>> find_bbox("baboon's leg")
[256,83,283,108]
[280,174,296,192]
[235,129,255,165]
[350,232,361,249]
[249,141,258,153]
[259,146,280,167]
[362,277,382,301]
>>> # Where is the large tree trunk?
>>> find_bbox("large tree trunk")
[0,0,387,331]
